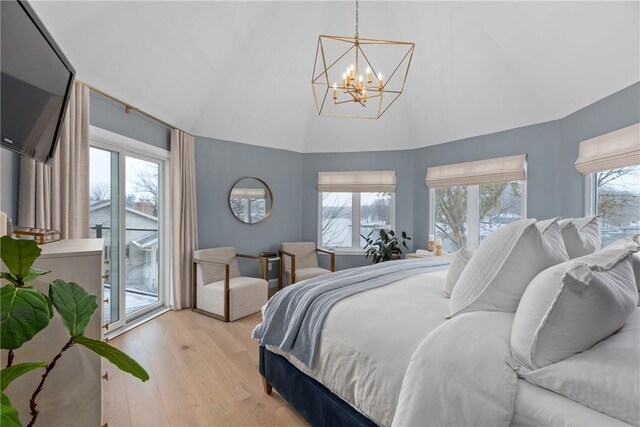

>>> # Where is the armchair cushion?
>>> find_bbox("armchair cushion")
[194,247,241,283]
[281,242,319,271]
[197,276,268,321]
[285,267,331,285]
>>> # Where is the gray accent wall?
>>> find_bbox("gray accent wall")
[301,151,416,270]
[411,81,640,250]
[90,92,171,151]
[195,136,303,275]
[1,82,637,273]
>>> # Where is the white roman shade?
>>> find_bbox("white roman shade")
[575,123,640,174]
[318,171,396,192]
[426,154,527,188]
[230,188,266,199]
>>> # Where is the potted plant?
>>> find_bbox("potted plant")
[0,236,149,427]
[361,229,411,263]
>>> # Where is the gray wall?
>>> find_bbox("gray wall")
[195,136,302,276]
[412,82,640,250]
[301,151,416,270]
[2,82,637,274]
[90,92,171,151]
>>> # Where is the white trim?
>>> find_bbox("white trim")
[104,307,171,340]
[584,173,596,215]
[352,192,361,248]
[90,125,169,160]
[466,185,480,249]
[89,126,170,333]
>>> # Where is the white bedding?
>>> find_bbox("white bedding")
[512,380,633,427]
[268,269,450,426]
[267,267,634,427]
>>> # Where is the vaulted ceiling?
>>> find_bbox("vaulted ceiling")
[32,1,639,153]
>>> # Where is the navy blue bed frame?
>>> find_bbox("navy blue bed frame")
[259,346,378,427]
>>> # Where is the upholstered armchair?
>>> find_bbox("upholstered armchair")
[279,242,335,288]
[192,247,268,322]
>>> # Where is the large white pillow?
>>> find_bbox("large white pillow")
[449,219,567,317]
[558,216,600,258]
[604,235,640,292]
[511,241,639,370]
[443,247,474,298]
[535,217,569,260]
[518,309,639,426]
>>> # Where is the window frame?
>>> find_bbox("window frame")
[584,173,596,216]
[317,191,396,254]
[428,180,527,251]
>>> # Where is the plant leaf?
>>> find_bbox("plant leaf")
[0,393,22,427]
[1,362,47,392]
[22,268,49,283]
[72,336,149,382]
[0,285,52,350]
[49,280,98,337]
[0,273,19,287]
[0,237,41,279]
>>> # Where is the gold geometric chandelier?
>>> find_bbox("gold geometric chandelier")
[312,0,415,119]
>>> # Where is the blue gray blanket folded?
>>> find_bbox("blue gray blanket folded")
[252,258,450,368]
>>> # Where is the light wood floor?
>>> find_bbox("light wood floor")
[103,309,309,427]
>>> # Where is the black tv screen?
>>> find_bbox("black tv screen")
[1,0,75,165]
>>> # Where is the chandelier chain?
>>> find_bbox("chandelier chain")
[355,0,359,39]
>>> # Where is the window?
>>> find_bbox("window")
[318,171,396,251]
[431,181,525,251]
[588,166,640,247]
[320,192,394,250]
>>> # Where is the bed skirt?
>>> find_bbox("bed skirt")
[259,346,378,427]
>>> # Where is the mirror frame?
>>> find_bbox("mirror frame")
[228,177,274,224]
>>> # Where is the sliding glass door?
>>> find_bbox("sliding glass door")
[89,130,168,331]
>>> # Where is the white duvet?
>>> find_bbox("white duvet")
[393,311,518,426]
[269,269,451,426]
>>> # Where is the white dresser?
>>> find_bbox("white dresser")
[2,239,105,427]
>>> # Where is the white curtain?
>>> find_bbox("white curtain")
[170,129,198,309]
[18,81,90,238]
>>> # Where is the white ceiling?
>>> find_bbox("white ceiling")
[32,1,639,153]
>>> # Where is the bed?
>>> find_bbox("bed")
[255,249,639,427]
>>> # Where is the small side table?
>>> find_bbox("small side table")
[259,256,282,291]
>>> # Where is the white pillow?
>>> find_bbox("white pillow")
[535,217,569,260]
[511,242,639,370]
[443,248,474,298]
[558,216,600,258]
[518,309,639,426]
[603,235,640,292]
[449,219,567,317]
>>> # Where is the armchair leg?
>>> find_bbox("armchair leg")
[262,377,273,395]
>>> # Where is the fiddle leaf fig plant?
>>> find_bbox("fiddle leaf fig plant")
[0,236,149,427]
[361,229,411,264]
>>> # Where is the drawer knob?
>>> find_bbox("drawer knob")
[102,372,109,381]
[102,323,109,331]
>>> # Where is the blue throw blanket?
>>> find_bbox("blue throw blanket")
[252,258,450,368]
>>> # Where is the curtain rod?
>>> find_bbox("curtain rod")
[78,80,185,134]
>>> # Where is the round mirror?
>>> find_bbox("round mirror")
[229,177,273,224]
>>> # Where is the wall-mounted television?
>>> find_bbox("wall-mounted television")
[1,0,75,165]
